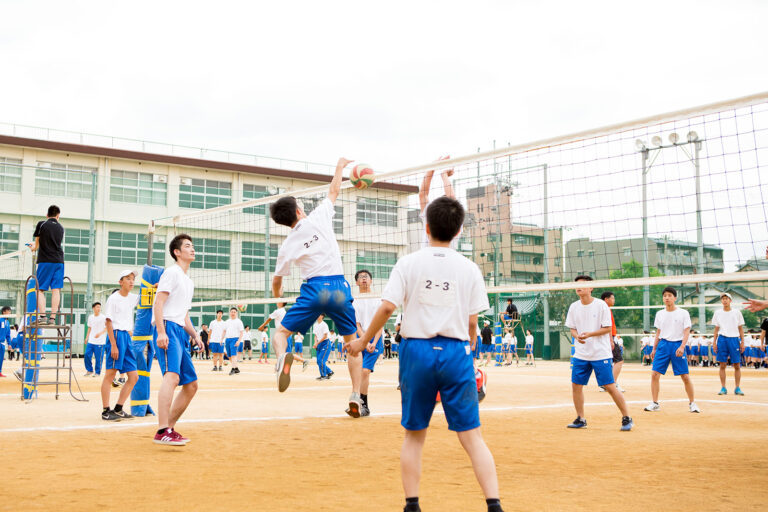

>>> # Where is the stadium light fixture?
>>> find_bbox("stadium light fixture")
[651,136,663,147]
[669,132,680,144]
[635,139,647,151]
[687,131,699,142]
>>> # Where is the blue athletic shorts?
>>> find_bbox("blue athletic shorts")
[286,335,294,353]
[261,341,268,354]
[642,346,652,356]
[392,343,399,353]
[225,337,239,357]
[154,320,197,386]
[692,346,700,356]
[653,339,689,376]
[362,336,384,372]
[281,275,357,336]
[210,342,224,354]
[105,330,137,373]
[525,343,533,355]
[699,346,709,357]
[716,336,741,364]
[294,342,304,354]
[36,262,64,291]
[399,336,480,432]
[481,343,493,353]
[571,357,614,386]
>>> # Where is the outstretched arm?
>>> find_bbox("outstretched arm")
[328,157,353,204]
[441,168,455,199]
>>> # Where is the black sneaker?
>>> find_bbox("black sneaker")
[621,416,633,431]
[234,367,240,374]
[212,366,217,372]
[229,368,236,375]
[114,409,133,420]
[316,376,325,380]
[102,409,122,421]
[567,417,587,429]
[361,404,371,417]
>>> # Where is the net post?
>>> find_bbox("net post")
[147,221,155,266]
[641,148,650,331]
[542,164,551,359]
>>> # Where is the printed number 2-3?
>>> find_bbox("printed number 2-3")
[425,280,450,291]
[303,234,319,249]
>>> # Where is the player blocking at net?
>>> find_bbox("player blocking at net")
[269,157,361,409]
[347,196,504,512]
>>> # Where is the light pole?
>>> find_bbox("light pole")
[636,132,703,331]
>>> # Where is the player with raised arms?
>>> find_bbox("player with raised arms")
[269,157,360,415]
[347,196,504,512]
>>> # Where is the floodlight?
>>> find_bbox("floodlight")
[687,131,699,142]
[651,136,662,147]
[635,139,647,151]
[668,133,679,144]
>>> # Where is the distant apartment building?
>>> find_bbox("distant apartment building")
[565,236,724,280]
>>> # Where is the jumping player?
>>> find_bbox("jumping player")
[347,196,504,512]
[352,268,384,417]
[152,234,203,445]
[209,310,226,371]
[269,157,359,413]
[644,287,700,413]
[101,270,140,421]
[712,292,745,396]
[565,276,632,431]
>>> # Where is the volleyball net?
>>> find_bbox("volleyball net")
[145,91,768,357]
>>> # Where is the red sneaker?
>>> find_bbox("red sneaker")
[0,373,6,378]
[174,430,190,443]
[153,428,187,446]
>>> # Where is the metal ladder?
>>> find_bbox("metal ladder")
[20,275,87,402]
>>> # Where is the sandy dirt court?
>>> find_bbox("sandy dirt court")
[2,356,767,512]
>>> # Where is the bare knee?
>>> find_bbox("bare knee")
[184,380,199,394]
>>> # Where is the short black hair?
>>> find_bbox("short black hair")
[230,307,238,312]
[91,302,101,308]
[47,205,60,217]
[600,291,614,301]
[216,309,223,315]
[574,275,593,282]
[245,325,250,329]
[643,330,650,334]
[169,233,193,261]
[270,196,299,227]
[506,298,513,302]
[426,196,465,242]
[355,269,373,281]
[1,306,10,314]
[662,286,677,297]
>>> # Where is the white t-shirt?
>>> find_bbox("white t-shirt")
[243,330,252,342]
[503,333,513,346]
[224,318,244,339]
[615,336,624,348]
[640,336,650,347]
[154,264,194,327]
[712,308,745,338]
[382,246,489,341]
[260,331,269,344]
[525,334,534,346]
[653,308,692,342]
[295,333,304,344]
[209,319,227,344]
[274,198,344,280]
[565,298,613,361]
[269,307,286,331]
[87,313,108,345]
[104,292,139,332]
[329,332,337,343]
[353,294,382,332]
[419,201,461,250]
[687,336,697,347]
[313,321,330,342]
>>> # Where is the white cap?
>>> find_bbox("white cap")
[484,320,490,325]
[721,292,733,300]
[119,269,137,280]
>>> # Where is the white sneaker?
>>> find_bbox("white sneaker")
[347,392,362,418]
[644,402,660,412]
[689,402,701,413]
[598,386,606,392]
[84,371,93,377]
[617,384,626,393]
[275,353,293,393]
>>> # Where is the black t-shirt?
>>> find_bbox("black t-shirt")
[481,326,493,345]
[200,330,209,344]
[761,318,768,334]
[33,218,64,264]
[506,303,518,316]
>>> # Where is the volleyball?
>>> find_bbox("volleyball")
[237,304,247,313]
[350,163,375,189]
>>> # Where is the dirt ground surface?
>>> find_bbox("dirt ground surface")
[2,356,767,512]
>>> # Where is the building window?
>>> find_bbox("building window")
[190,238,230,270]
[303,198,343,234]
[515,253,532,264]
[587,250,595,259]
[62,293,86,310]
[514,235,529,245]
[576,250,584,257]
[110,169,167,205]
[532,256,542,265]
[242,241,278,272]
[0,157,22,193]
[35,162,97,199]
[107,232,165,266]
[63,228,90,263]
[243,184,270,215]
[357,198,397,227]
[554,257,561,267]
[179,178,231,209]
[0,223,20,255]
[623,247,631,257]
[356,250,397,278]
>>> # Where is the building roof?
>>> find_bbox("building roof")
[737,258,768,271]
[0,134,418,194]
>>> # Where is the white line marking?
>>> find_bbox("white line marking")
[1,398,765,434]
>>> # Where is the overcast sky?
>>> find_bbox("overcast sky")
[2,0,767,171]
